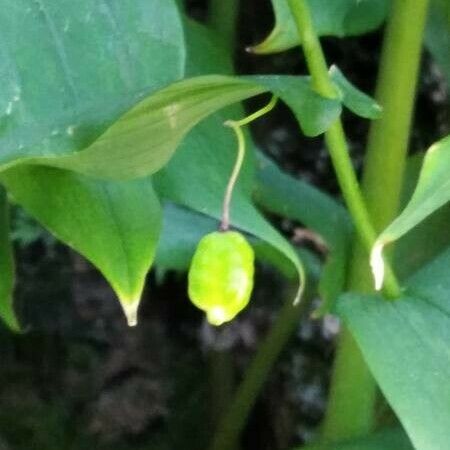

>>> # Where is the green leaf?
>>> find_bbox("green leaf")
[254,152,352,312]
[154,20,306,300]
[0,5,340,181]
[337,247,450,450]
[394,154,450,280]
[0,73,340,180]
[155,21,324,284]
[425,0,450,85]
[154,113,306,302]
[183,17,234,77]
[330,66,382,120]
[250,0,388,55]
[41,74,341,179]
[155,203,217,273]
[0,0,185,174]
[0,0,184,325]
[1,167,162,326]
[0,188,18,331]
[155,203,321,284]
[370,135,450,290]
[297,427,413,450]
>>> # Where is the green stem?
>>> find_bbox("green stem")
[321,0,429,442]
[221,97,278,230]
[208,0,239,53]
[221,122,246,231]
[287,0,401,299]
[288,0,429,442]
[209,284,311,450]
[361,0,430,230]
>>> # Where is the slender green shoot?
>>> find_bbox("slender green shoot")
[221,96,278,230]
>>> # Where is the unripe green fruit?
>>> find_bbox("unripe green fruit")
[188,231,255,326]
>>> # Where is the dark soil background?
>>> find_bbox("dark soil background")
[0,1,448,450]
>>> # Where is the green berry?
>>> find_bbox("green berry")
[188,231,255,326]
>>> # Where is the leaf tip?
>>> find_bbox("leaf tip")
[246,36,274,55]
[120,298,140,327]
[370,241,385,291]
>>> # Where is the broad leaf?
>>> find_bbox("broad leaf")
[183,17,234,76]
[0,4,380,182]
[51,65,385,180]
[371,135,450,290]
[1,167,161,326]
[250,0,388,55]
[394,154,450,280]
[41,74,341,179]
[0,0,184,325]
[254,153,352,312]
[0,188,18,331]
[338,247,450,450]
[155,203,217,273]
[0,0,185,171]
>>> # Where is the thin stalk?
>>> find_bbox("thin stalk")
[287,0,401,298]
[206,0,241,438]
[209,284,311,450]
[322,0,430,441]
[221,122,246,231]
[221,97,278,231]
[208,0,239,53]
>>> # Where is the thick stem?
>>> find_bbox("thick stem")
[208,0,239,53]
[287,0,401,298]
[209,284,311,450]
[287,0,429,442]
[361,0,430,230]
[321,0,430,441]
